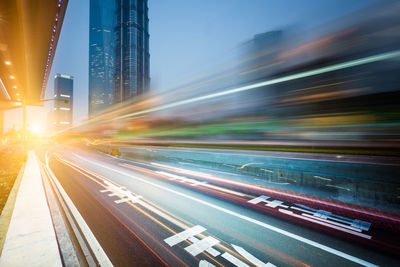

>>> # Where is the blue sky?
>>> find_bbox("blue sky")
[42,0,379,124]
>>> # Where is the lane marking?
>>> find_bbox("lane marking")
[165,225,275,266]
[248,195,289,209]
[249,196,368,234]
[290,205,371,231]
[45,152,113,267]
[121,162,247,197]
[57,153,231,265]
[232,244,276,267]
[189,237,221,257]
[100,180,143,204]
[278,209,371,239]
[221,252,249,267]
[199,260,216,267]
[53,154,200,267]
[74,155,379,267]
[114,197,143,204]
[156,171,207,186]
[302,213,362,232]
[150,161,382,223]
[52,153,184,266]
[165,225,206,247]
[185,236,220,256]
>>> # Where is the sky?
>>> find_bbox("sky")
[3,0,379,132]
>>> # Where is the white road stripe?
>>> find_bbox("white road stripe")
[156,171,207,186]
[301,213,362,232]
[248,195,289,209]
[101,180,142,204]
[46,152,113,267]
[184,236,220,256]
[73,155,379,267]
[164,225,206,247]
[114,198,130,204]
[248,195,270,204]
[222,252,249,267]
[278,209,371,239]
[232,244,276,267]
[188,237,221,257]
[199,260,216,267]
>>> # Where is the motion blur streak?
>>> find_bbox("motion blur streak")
[62,2,400,153]
[117,162,328,267]
[121,163,248,197]
[5,1,398,266]
[74,153,378,267]
[117,50,400,120]
[147,161,397,222]
[53,155,197,266]
[54,154,232,267]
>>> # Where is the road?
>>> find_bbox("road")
[46,146,399,266]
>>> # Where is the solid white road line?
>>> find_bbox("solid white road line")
[301,213,362,232]
[221,252,249,267]
[278,209,371,239]
[232,244,276,267]
[73,154,379,267]
[46,152,113,267]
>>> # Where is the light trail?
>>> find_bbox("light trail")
[77,154,379,267]
[54,153,228,266]
[68,153,309,266]
[116,49,400,120]
[0,78,11,100]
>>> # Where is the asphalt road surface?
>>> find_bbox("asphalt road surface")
[46,146,400,267]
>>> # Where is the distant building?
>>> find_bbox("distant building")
[52,74,73,131]
[89,0,150,117]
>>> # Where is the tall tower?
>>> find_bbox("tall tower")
[53,74,73,130]
[89,0,117,117]
[114,0,150,104]
[89,0,150,117]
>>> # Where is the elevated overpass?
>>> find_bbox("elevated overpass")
[0,0,68,116]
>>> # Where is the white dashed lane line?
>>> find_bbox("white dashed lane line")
[73,153,379,267]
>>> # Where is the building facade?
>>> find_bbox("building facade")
[114,0,150,104]
[53,73,73,130]
[89,0,116,117]
[89,0,150,117]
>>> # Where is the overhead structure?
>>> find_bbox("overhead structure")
[0,0,68,110]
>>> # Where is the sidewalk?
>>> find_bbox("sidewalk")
[0,151,62,266]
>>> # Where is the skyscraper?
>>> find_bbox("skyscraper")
[89,0,116,117]
[114,0,150,104]
[89,0,150,117]
[52,73,73,130]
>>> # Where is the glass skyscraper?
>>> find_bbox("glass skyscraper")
[53,73,73,130]
[89,0,149,117]
[89,0,116,117]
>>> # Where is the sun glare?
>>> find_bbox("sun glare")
[30,124,44,135]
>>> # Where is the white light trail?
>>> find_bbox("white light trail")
[116,50,400,120]
[77,155,379,267]
[0,78,11,100]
